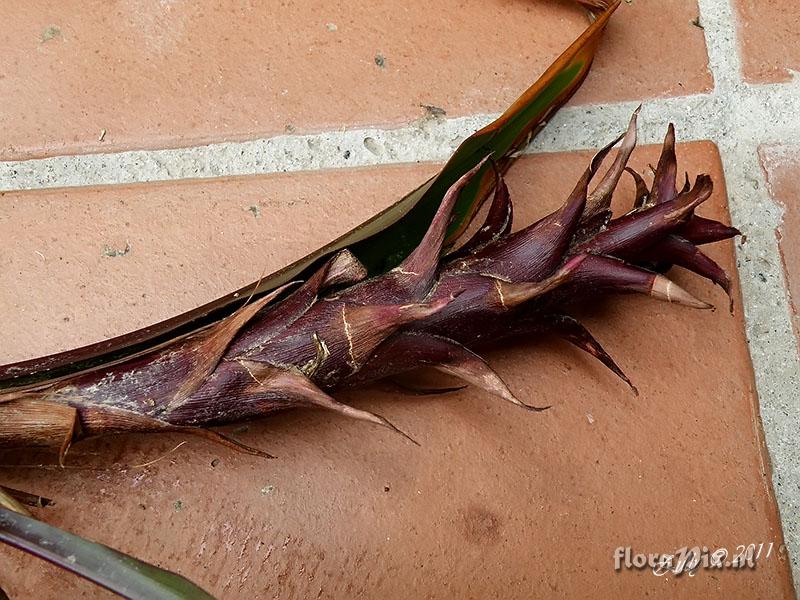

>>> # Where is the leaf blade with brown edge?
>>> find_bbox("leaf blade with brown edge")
[0,0,621,391]
[0,506,216,600]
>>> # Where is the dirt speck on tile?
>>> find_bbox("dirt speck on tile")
[420,104,447,118]
[40,25,62,43]
[101,242,131,257]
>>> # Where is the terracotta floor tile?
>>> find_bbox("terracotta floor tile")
[0,142,792,598]
[0,163,439,363]
[759,145,800,347]
[0,1,710,160]
[735,1,800,83]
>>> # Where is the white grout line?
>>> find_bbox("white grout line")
[697,0,742,92]
[1,104,709,191]
[1,0,799,591]
[1,83,798,190]
[720,139,800,577]
[1,81,798,191]
[698,0,800,591]
[0,91,756,192]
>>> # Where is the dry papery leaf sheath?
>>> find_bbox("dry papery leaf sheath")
[0,113,740,461]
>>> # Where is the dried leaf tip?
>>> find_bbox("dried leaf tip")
[650,275,714,309]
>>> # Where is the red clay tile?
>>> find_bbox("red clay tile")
[0,143,792,598]
[760,145,800,346]
[735,1,800,83]
[0,1,710,160]
[0,163,438,363]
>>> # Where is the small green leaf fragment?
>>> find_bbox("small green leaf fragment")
[0,507,215,599]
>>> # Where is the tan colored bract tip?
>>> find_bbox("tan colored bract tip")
[650,275,714,309]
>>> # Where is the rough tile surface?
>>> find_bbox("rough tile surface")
[734,0,800,83]
[0,163,437,362]
[3,0,800,596]
[0,0,710,160]
[0,144,793,599]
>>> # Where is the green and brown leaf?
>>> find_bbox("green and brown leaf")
[0,0,621,393]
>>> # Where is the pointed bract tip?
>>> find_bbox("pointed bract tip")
[376,416,421,446]
[650,275,714,309]
[398,296,454,322]
[497,385,549,412]
[586,109,639,217]
[469,154,494,176]
[326,249,368,287]
[681,172,691,194]
[319,395,418,445]
[497,254,588,308]
[615,371,638,395]
[625,167,650,209]
[521,402,552,413]
[191,428,276,459]
[663,175,714,221]
[396,153,493,280]
[431,342,550,412]
[484,373,550,412]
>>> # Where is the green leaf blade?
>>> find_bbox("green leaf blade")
[0,507,215,600]
[0,0,620,393]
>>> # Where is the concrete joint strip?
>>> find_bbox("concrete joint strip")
[699,0,800,590]
[1,78,798,192]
